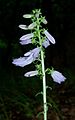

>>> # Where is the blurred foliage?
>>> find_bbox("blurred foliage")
[0,39,7,48]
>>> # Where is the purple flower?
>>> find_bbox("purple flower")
[12,55,33,67]
[24,47,40,59]
[20,39,32,45]
[42,38,50,48]
[12,47,40,67]
[51,70,66,84]
[44,30,55,44]
[20,33,34,41]
[24,70,38,77]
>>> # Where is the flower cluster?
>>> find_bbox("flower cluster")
[12,9,66,84]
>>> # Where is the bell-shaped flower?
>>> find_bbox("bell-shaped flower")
[20,39,32,45]
[12,47,40,67]
[20,37,51,47]
[19,25,28,30]
[42,38,50,48]
[42,18,47,24]
[23,14,33,18]
[35,9,41,18]
[19,22,36,30]
[12,55,34,67]
[28,22,36,29]
[51,70,66,84]
[44,30,55,44]
[24,70,38,77]
[20,33,34,41]
[12,57,28,67]
[24,47,40,59]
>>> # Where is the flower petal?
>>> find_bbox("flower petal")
[42,18,47,24]
[19,24,28,30]
[20,33,34,41]
[42,39,50,48]
[28,22,36,29]
[51,70,66,84]
[24,70,38,77]
[24,54,34,66]
[20,39,32,45]
[24,47,40,59]
[44,30,55,44]
[32,47,40,58]
[24,51,32,56]
[12,54,34,67]
[12,57,27,67]
[23,14,33,18]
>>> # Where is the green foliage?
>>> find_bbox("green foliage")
[0,39,7,48]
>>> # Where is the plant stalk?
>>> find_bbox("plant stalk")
[37,20,47,120]
[41,49,47,120]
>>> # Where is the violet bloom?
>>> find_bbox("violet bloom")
[51,70,66,84]
[12,55,33,67]
[24,47,40,59]
[42,38,50,48]
[20,33,34,41]
[20,37,50,47]
[19,31,52,48]
[44,30,55,44]
[24,70,38,77]
[12,47,40,67]
[20,39,32,45]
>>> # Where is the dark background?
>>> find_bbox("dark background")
[0,0,75,120]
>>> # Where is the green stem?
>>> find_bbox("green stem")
[37,19,47,120]
[41,49,47,120]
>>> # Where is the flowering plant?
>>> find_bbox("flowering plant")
[12,9,66,120]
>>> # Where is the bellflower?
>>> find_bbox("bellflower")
[28,22,36,29]
[12,55,33,67]
[23,14,33,18]
[44,30,55,44]
[35,9,41,18]
[19,25,28,30]
[20,39,32,45]
[12,9,66,120]
[42,38,50,48]
[24,70,38,77]
[51,70,66,84]
[20,36,50,48]
[24,47,40,59]
[42,18,47,24]
[20,33,34,41]
[12,47,40,67]
[19,22,36,30]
